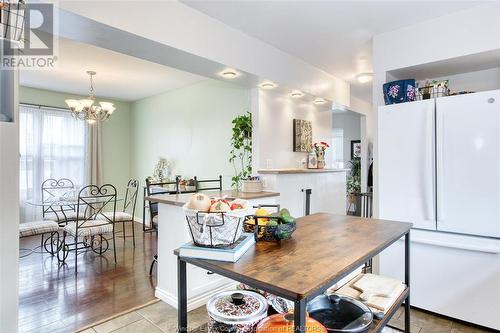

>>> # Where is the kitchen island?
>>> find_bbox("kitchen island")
[176,213,412,333]
[146,190,279,310]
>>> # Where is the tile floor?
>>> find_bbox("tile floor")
[80,300,492,333]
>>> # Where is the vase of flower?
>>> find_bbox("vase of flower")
[313,142,330,169]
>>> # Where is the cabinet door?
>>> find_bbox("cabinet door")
[436,90,500,238]
[377,100,436,229]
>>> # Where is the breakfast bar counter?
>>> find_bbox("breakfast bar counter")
[145,190,279,311]
[145,190,279,207]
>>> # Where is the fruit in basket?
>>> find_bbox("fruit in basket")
[230,202,243,210]
[187,193,211,211]
[279,208,290,217]
[266,220,278,227]
[255,208,270,222]
[247,217,267,226]
[209,199,231,212]
[229,199,246,211]
[279,208,295,224]
[281,215,295,224]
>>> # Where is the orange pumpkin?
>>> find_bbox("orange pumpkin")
[256,313,327,333]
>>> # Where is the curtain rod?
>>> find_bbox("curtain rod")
[20,102,70,112]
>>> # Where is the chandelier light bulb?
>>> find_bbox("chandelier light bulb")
[80,99,94,109]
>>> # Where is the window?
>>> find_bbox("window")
[19,104,87,222]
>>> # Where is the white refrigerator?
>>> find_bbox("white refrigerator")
[377,90,500,329]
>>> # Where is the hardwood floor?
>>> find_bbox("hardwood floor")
[18,222,157,333]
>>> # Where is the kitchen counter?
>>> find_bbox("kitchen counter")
[258,168,349,174]
[258,169,347,217]
[145,190,279,207]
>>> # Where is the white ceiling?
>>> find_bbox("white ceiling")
[20,37,206,101]
[182,0,486,102]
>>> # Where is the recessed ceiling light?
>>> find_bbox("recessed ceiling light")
[259,81,276,89]
[220,69,239,79]
[313,98,327,105]
[356,72,373,84]
[290,90,304,98]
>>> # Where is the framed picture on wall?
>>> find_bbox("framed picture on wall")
[351,140,361,159]
[293,119,312,152]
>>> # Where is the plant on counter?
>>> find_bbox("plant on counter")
[229,111,252,190]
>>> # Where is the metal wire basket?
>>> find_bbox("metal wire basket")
[183,201,251,248]
[0,0,26,43]
[243,205,297,242]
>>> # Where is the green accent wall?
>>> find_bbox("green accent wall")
[130,80,250,207]
[19,86,132,195]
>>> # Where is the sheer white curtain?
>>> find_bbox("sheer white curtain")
[19,104,88,222]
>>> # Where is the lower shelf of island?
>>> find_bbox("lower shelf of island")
[367,286,409,333]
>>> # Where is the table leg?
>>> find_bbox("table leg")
[142,188,147,232]
[178,257,188,332]
[294,298,306,333]
[404,231,411,332]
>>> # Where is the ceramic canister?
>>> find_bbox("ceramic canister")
[207,290,268,333]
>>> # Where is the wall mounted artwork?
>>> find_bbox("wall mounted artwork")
[293,119,312,152]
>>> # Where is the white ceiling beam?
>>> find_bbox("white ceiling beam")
[49,0,350,106]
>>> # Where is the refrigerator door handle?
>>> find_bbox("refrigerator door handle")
[436,103,445,223]
[425,106,436,222]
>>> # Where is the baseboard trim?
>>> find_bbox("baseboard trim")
[155,282,236,311]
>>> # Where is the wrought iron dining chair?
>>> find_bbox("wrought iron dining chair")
[41,178,84,225]
[58,184,117,274]
[144,178,179,231]
[144,178,179,277]
[194,175,223,192]
[101,179,139,247]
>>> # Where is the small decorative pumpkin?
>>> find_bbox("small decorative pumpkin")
[187,193,211,211]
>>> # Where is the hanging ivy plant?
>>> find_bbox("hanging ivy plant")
[229,111,252,189]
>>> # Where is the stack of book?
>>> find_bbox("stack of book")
[179,233,255,262]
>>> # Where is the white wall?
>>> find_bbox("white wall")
[0,68,19,333]
[372,2,500,218]
[431,67,500,94]
[332,112,361,164]
[256,89,333,169]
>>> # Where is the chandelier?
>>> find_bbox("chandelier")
[65,71,115,124]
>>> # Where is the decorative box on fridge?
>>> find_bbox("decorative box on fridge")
[383,79,416,105]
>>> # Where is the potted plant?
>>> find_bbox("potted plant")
[229,111,253,190]
[346,158,361,214]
